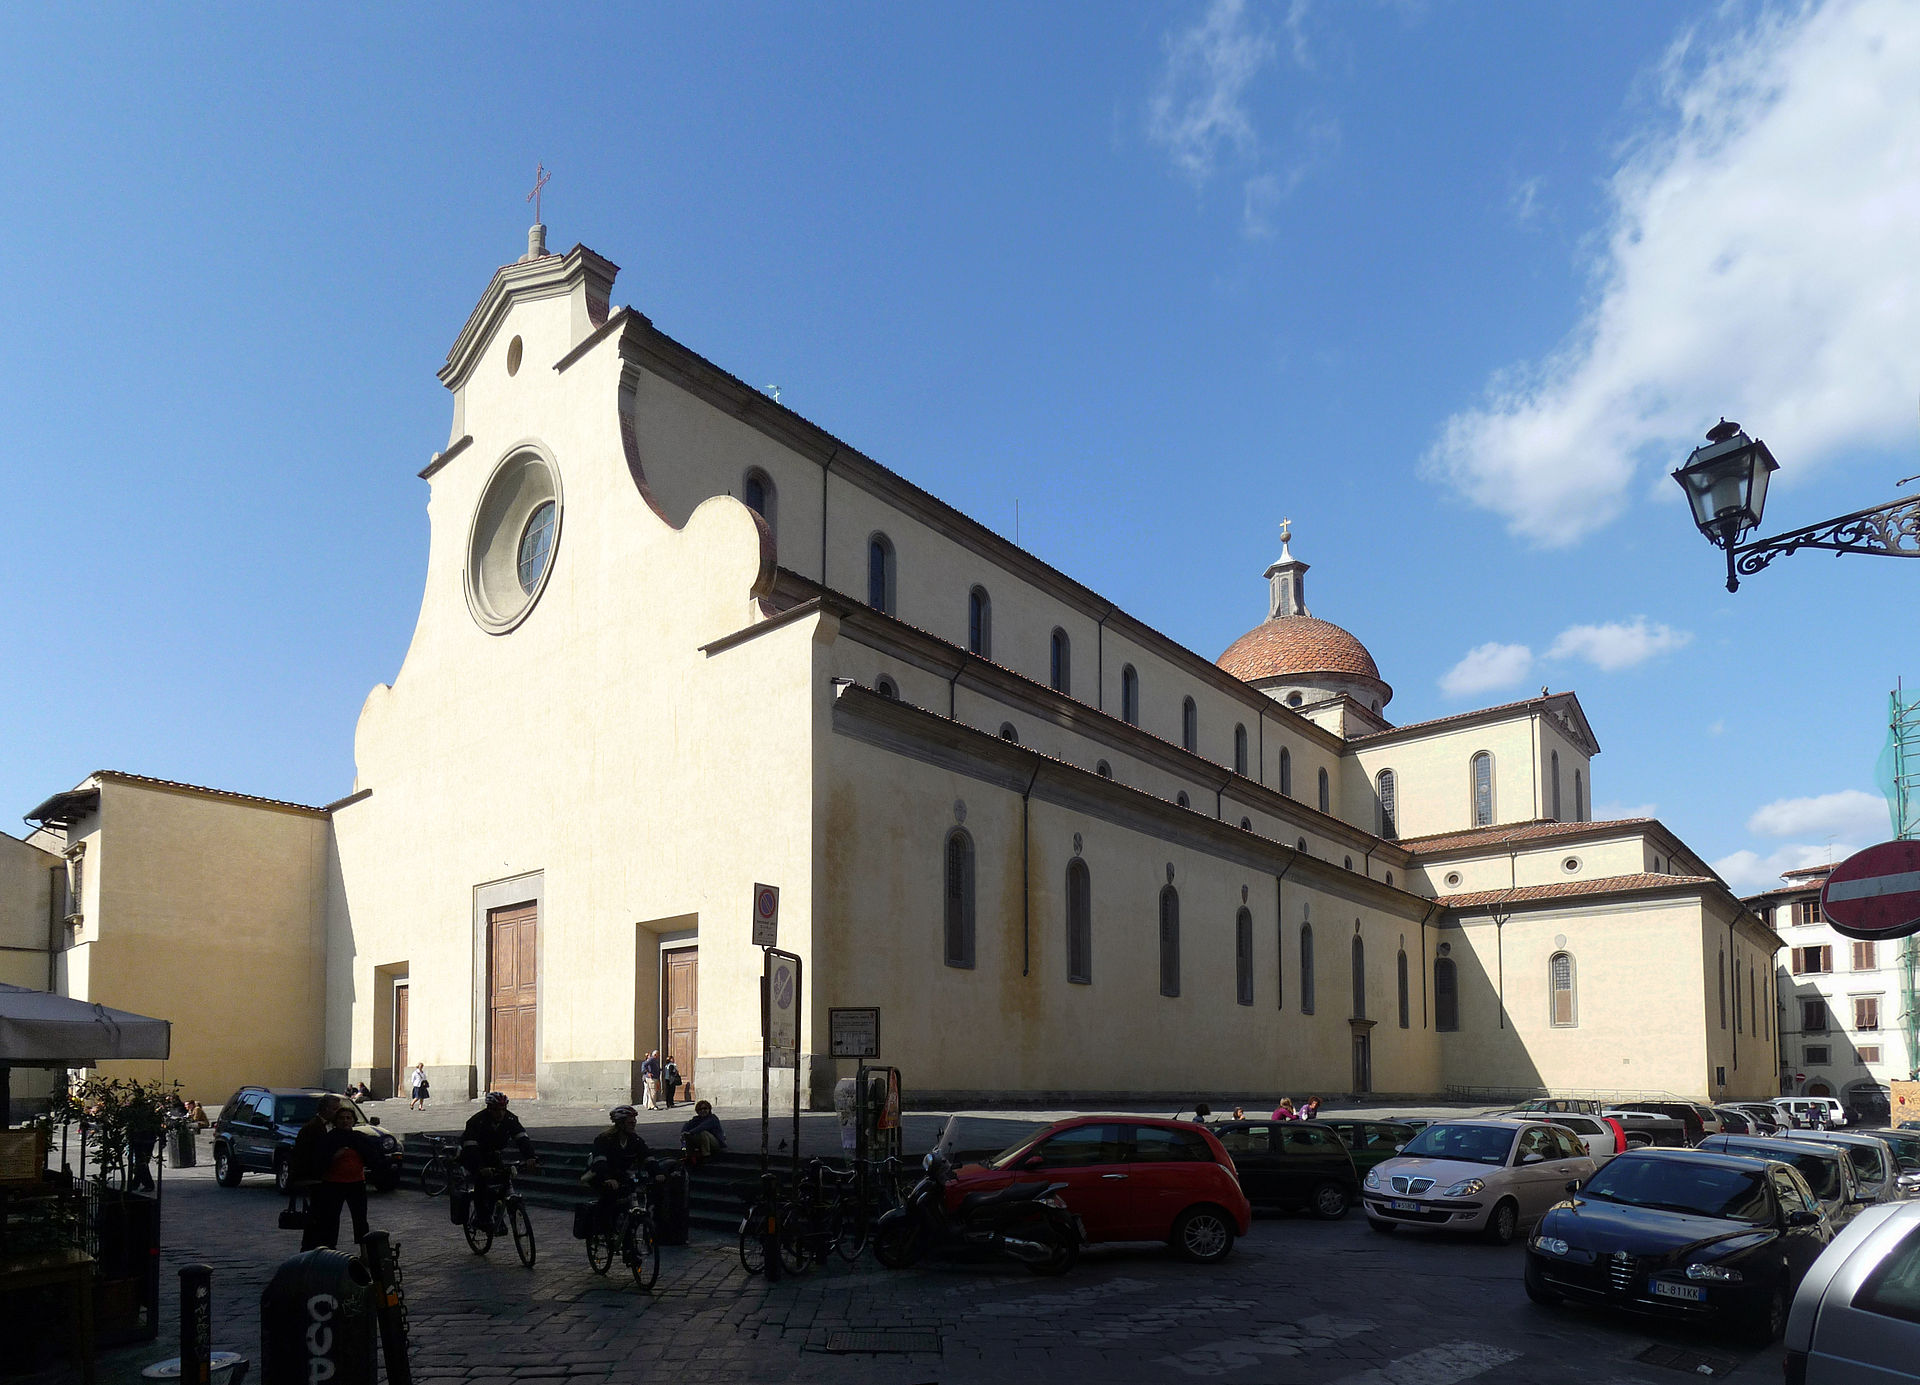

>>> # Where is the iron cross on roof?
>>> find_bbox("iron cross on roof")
[527,162,551,224]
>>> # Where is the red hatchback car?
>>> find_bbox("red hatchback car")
[949,1116,1253,1263]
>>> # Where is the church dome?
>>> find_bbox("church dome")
[1218,615,1382,686]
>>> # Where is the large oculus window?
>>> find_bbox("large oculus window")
[1159,886,1181,997]
[466,446,562,633]
[944,830,975,968]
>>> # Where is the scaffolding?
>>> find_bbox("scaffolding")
[1880,682,1920,1078]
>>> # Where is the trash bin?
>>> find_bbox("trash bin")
[653,1162,691,1246]
[169,1123,198,1169]
[259,1250,377,1385]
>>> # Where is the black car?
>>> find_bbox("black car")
[1524,1147,1832,1345]
[1211,1119,1362,1218]
[212,1087,403,1193]
[1624,1102,1707,1145]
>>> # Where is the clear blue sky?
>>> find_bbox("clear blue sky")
[4,2,1916,890]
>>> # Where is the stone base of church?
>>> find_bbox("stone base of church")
[694,1054,838,1113]
[536,1059,642,1105]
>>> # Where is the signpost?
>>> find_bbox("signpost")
[828,1007,880,1059]
[1819,841,1920,941]
[760,946,801,1180]
[752,884,780,949]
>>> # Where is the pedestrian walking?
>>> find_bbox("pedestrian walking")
[308,1103,386,1248]
[662,1055,681,1109]
[641,1050,662,1111]
[408,1063,428,1111]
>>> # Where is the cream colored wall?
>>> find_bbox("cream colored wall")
[1698,907,1780,1101]
[77,781,329,1105]
[0,830,57,989]
[1536,720,1591,825]
[1350,715,1542,842]
[329,285,823,1107]
[1412,832,1659,896]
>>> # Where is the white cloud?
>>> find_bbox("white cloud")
[1746,788,1889,840]
[1425,2,1920,546]
[1148,0,1276,185]
[1712,842,1857,896]
[1509,175,1544,227]
[1440,641,1534,697]
[1546,617,1692,671]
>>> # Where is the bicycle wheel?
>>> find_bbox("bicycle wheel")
[586,1219,615,1275]
[777,1203,812,1274]
[509,1198,537,1268]
[463,1207,493,1255]
[624,1214,660,1290]
[833,1205,868,1264]
[738,1209,768,1276]
[422,1156,450,1197]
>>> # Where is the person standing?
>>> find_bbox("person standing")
[640,1050,662,1111]
[125,1093,163,1192]
[408,1063,428,1112]
[661,1055,681,1109]
[294,1094,346,1250]
[308,1104,385,1248]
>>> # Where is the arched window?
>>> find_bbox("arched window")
[1279,747,1293,797]
[1175,791,1190,809]
[867,534,896,614]
[742,468,775,536]
[1317,767,1330,814]
[1065,860,1092,984]
[1235,907,1254,1006]
[1159,886,1181,998]
[875,676,898,699]
[1239,817,1253,831]
[1050,629,1071,694]
[1550,750,1562,821]
[1574,769,1586,822]
[1343,856,1353,871]
[1550,951,1576,1027]
[999,722,1019,743]
[1234,724,1248,775]
[1299,924,1316,1014]
[944,830,975,968]
[1121,666,1140,726]
[1296,837,1308,854]
[1096,760,1112,779]
[1182,697,1198,752]
[967,586,992,658]
[1470,752,1494,827]
[1734,952,1743,1031]
[1385,870,1393,887]
[1351,935,1366,1018]
[1377,769,1397,840]
[1434,957,1459,1031]
[1397,949,1410,1028]
[1718,951,1727,1029]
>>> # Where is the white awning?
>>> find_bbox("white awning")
[0,983,171,1065]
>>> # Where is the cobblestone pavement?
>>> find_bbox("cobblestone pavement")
[41,1154,1786,1385]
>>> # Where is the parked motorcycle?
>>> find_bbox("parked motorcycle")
[871,1150,1081,1275]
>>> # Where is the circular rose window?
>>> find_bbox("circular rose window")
[466,447,561,633]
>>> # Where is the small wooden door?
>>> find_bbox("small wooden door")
[392,983,409,1099]
[665,950,698,1098]
[489,904,539,1098]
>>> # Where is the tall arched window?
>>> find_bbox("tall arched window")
[1274,905,1285,1011]
[1734,952,1743,1031]
[1718,951,1727,1029]
[1050,629,1071,694]
[1749,962,1756,1036]
[1574,768,1585,823]
[867,534,896,614]
[1550,750,1562,821]
[1434,957,1459,1031]
[1351,935,1367,1018]
[1317,767,1330,815]
[1397,949,1410,1028]
[1377,769,1398,840]
[1470,752,1494,827]
[998,722,1019,744]
[742,468,775,537]
[1550,951,1576,1026]
[1159,887,1181,998]
[1234,724,1249,775]
[1182,697,1198,753]
[944,829,975,969]
[1121,665,1140,726]
[1279,747,1293,797]
[967,586,991,657]
[1065,860,1092,984]
[1235,907,1254,1006]
[1300,924,1316,1014]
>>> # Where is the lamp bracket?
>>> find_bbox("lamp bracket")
[1730,492,1920,589]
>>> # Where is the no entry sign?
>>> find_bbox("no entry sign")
[1820,840,1920,942]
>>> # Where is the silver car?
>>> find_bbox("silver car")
[1784,1201,1920,1381]
[1362,1119,1594,1244]
[1700,1134,1868,1229]
[1778,1128,1909,1205]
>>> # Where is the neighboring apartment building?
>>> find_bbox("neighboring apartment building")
[1749,863,1913,1121]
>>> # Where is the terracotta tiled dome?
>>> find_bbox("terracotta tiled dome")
[1218,616,1383,687]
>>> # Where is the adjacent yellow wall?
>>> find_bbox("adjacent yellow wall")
[0,830,57,990]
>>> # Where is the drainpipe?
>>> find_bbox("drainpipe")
[1020,762,1042,978]
[1214,769,1232,822]
[819,448,840,586]
[1276,855,1298,1008]
[947,655,967,721]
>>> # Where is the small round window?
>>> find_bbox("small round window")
[517,501,556,594]
[1444,871,1463,888]
[1562,856,1582,874]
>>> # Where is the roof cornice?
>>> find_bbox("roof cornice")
[1353,693,1601,757]
[440,243,620,393]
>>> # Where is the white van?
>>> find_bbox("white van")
[1775,1096,1848,1129]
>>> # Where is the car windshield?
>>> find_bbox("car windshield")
[1580,1159,1771,1222]
[272,1095,367,1126]
[1874,1133,1920,1170]
[1783,1152,1843,1199]
[1399,1124,1514,1167]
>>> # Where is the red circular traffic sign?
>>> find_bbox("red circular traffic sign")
[1794,1073,1806,1083]
[1820,840,1920,941]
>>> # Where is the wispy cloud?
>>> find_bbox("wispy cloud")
[1425,2,1920,546]
[1546,617,1692,672]
[1594,800,1659,822]
[1440,641,1534,697]
[1508,175,1544,227]
[1747,788,1888,840]
[1713,842,1854,896]
[1148,0,1276,185]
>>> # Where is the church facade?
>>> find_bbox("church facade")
[19,229,1781,1109]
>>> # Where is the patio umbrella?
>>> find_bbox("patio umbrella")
[0,983,171,1121]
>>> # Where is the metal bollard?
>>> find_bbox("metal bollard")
[181,1265,213,1385]
[259,1250,377,1385]
[359,1233,411,1385]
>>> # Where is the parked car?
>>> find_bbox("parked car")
[1698,1135,1866,1230]
[1544,1113,1627,1164]
[952,1117,1252,1263]
[1319,1119,1420,1177]
[1854,1127,1920,1196]
[938,1115,1053,1166]
[1211,1119,1361,1217]
[1776,1129,1906,1206]
[1784,1201,1920,1381]
[1624,1102,1709,1145]
[1710,1107,1758,1136]
[1900,1119,1920,1134]
[1603,1110,1689,1149]
[1774,1096,1848,1129]
[1362,1119,1594,1244]
[1507,1098,1604,1116]
[1525,1146,1833,1345]
[213,1087,403,1193]
[1728,1102,1784,1133]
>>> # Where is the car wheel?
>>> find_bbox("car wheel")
[214,1145,243,1188]
[1170,1206,1236,1264]
[1310,1181,1350,1220]
[273,1154,293,1196]
[1523,1260,1563,1306]
[1366,1218,1397,1235]
[1481,1199,1519,1246]
[1741,1286,1789,1347]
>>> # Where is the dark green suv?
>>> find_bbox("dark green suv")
[1211,1120,1360,1218]
[212,1087,403,1193]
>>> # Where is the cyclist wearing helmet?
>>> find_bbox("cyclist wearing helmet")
[584,1106,652,1212]
[461,1092,537,1229]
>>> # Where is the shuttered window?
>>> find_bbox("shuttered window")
[1855,996,1881,1031]
[1853,940,1879,971]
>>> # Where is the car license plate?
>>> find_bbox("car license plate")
[1389,1199,1419,1212]
[1650,1281,1704,1302]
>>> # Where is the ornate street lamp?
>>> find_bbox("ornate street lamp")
[1673,419,1920,591]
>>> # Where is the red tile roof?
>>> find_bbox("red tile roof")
[1216,616,1385,688]
[1402,817,1654,853]
[1439,873,1713,909]
[1781,865,1836,880]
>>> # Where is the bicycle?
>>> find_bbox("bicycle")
[738,1173,792,1277]
[418,1135,458,1197]
[792,1159,865,1266]
[584,1161,661,1290]
[453,1152,538,1267]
